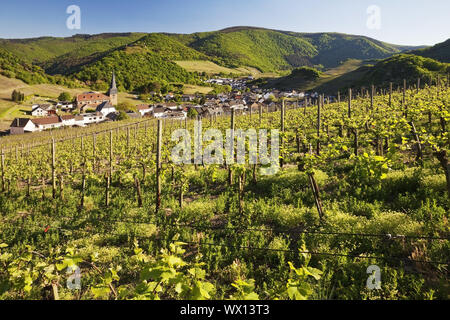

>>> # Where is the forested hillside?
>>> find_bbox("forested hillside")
[0,27,434,92]
[412,38,450,63]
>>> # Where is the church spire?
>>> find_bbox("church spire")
[108,71,118,105]
[109,71,118,94]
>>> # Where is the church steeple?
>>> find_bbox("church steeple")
[109,71,118,95]
[108,71,118,105]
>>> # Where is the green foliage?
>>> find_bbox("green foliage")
[0,47,79,87]
[116,111,130,121]
[0,81,448,301]
[0,28,430,91]
[412,38,450,63]
[187,108,199,119]
[286,248,322,300]
[0,33,145,67]
[291,66,321,79]
[58,92,72,102]
[11,90,25,102]
[359,54,450,86]
[73,50,202,92]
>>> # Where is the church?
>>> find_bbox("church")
[76,72,118,110]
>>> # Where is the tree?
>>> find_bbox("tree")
[187,108,199,119]
[117,102,136,112]
[116,111,130,121]
[58,92,72,102]
[268,94,276,103]
[11,90,25,102]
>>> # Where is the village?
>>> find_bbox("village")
[8,72,308,135]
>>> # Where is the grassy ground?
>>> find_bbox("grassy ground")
[266,59,374,92]
[0,75,87,130]
[175,60,244,75]
[182,84,214,94]
[0,75,151,131]
[175,60,280,79]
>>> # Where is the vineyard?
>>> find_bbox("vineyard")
[0,80,449,300]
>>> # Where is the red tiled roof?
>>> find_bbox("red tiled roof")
[137,104,151,110]
[31,116,60,126]
[77,93,110,102]
[60,115,75,121]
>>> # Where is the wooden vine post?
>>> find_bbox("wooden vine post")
[93,133,96,172]
[134,174,143,207]
[238,170,245,217]
[403,79,407,118]
[51,138,56,199]
[259,104,262,125]
[127,127,130,152]
[370,85,374,110]
[109,130,113,178]
[304,96,308,116]
[80,160,86,210]
[59,175,64,201]
[1,149,4,193]
[307,145,325,221]
[389,82,393,108]
[348,89,352,139]
[348,88,352,118]
[155,120,162,214]
[316,95,321,155]
[93,133,96,157]
[409,121,423,163]
[228,109,235,186]
[280,99,285,168]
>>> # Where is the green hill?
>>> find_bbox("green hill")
[0,47,49,84]
[0,47,77,87]
[311,54,450,94]
[174,28,318,72]
[44,33,209,76]
[0,27,429,91]
[258,66,322,90]
[411,38,450,63]
[0,33,145,64]
[296,32,414,68]
[357,54,450,86]
[171,27,417,72]
[72,49,202,92]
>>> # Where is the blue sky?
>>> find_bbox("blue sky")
[0,0,449,46]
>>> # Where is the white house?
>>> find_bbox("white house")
[136,104,153,116]
[31,116,64,131]
[57,102,75,111]
[96,101,116,116]
[9,118,38,134]
[81,112,106,125]
[60,115,76,127]
[31,104,54,116]
[152,106,167,118]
